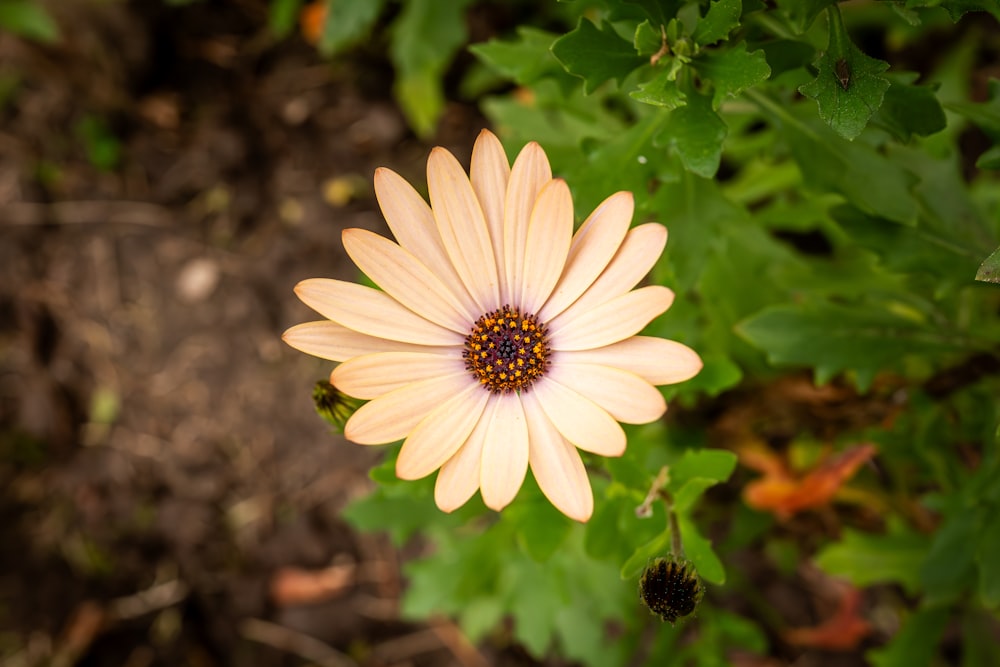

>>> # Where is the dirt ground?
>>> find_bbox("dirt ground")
[0,1,508,665]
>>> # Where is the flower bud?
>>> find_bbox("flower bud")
[312,380,361,432]
[639,556,704,624]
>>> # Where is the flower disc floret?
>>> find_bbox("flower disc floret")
[463,306,550,394]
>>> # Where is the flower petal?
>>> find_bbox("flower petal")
[342,228,474,331]
[295,278,463,346]
[332,351,464,400]
[435,406,490,513]
[374,167,475,314]
[531,377,626,457]
[282,321,431,361]
[522,392,594,522]
[549,285,675,352]
[344,373,472,444]
[470,129,511,299]
[427,147,500,312]
[480,393,529,511]
[539,191,634,322]
[396,383,491,480]
[547,362,666,424]
[558,337,703,386]
[520,178,573,313]
[503,142,552,305]
[549,223,667,329]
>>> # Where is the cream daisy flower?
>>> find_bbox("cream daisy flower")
[283,130,701,522]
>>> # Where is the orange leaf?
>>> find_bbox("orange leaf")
[785,588,871,651]
[742,443,876,519]
[269,563,355,607]
[300,1,327,45]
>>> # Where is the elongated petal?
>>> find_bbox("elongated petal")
[550,223,667,329]
[332,351,464,400]
[470,130,511,298]
[396,383,491,480]
[343,228,474,331]
[539,191,634,321]
[557,337,703,385]
[531,377,626,456]
[282,321,432,361]
[295,278,463,346]
[547,362,666,424]
[374,168,476,314]
[520,179,573,313]
[427,147,500,311]
[549,285,674,352]
[435,404,490,512]
[344,373,472,444]
[522,392,593,522]
[503,142,552,305]
[480,393,529,511]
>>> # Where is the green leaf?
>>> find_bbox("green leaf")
[947,79,1000,140]
[814,526,929,594]
[867,608,949,667]
[773,0,838,33]
[976,245,1000,284]
[737,300,969,391]
[673,478,720,514]
[678,514,725,584]
[390,0,471,136]
[691,41,771,108]
[621,529,672,579]
[625,0,683,26]
[875,73,947,141]
[758,39,816,77]
[975,507,1000,605]
[551,18,645,94]
[798,5,890,140]
[938,0,1000,21]
[630,69,687,108]
[506,492,573,563]
[667,449,739,489]
[633,19,663,57]
[748,89,918,224]
[976,144,1000,169]
[656,89,728,177]
[920,505,981,605]
[470,27,577,93]
[692,0,742,46]
[318,0,385,56]
[268,0,302,39]
[0,0,59,43]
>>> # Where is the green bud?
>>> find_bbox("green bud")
[639,556,704,625]
[312,380,362,432]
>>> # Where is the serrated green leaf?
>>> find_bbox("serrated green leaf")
[798,5,890,140]
[814,527,929,594]
[691,41,771,108]
[668,449,739,489]
[630,69,687,108]
[470,27,577,93]
[976,144,1000,168]
[678,514,725,584]
[876,73,947,141]
[0,0,59,43]
[774,0,839,33]
[921,505,981,605]
[737,300,969,391]
[976,507,1000,605]
[318,0,385,55]
[937,0,1000,21]
[867,607,949,667]
[633,19,663,57]
[748,89,918,224]
[625,0,683,25]
[390,0,471,136]
[976,245,1000,284]
[692,0,742,46]
[947,79,1000,140]
[656,89,728,177]
[551,18,645,94]
[759,39,816,77]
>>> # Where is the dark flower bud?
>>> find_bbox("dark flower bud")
[312,380,362,432]
[639,556,704,625]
